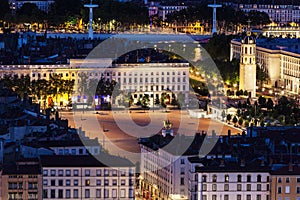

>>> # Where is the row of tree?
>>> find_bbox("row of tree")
[0,74,74,108]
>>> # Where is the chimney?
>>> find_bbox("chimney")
[288,162,293,172]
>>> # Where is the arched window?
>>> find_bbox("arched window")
[250,47,252,54]
[225,174,229,182]
[213,174,217,182]
[237,175,242,182]
[257,175,261,182]
[245,47,248,54]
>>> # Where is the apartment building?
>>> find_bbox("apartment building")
[41,155,135,200]
[1,159,42,200]
[189,158,271,200]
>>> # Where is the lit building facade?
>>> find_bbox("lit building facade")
[237,4,300,25]
[231,38,300,94]
[41,155,135,200]
[0,59,190,107]
[158,5,187,21]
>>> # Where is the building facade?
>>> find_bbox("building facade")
[158,6,187,21]
[189,160,271,200]
[271,165,300,200]
[231,38,300,94]
[41,155,135,200]
[0,59,190,107]
[237,4,300,25]
[1,160,42,200]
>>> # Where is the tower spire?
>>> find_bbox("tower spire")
[246,19,252,36]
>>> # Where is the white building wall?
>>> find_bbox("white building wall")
[42,166,135,199]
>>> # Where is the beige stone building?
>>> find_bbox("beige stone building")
[271,164,300,200]
[1,159,42,200]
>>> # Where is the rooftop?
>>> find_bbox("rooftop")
[41,154,134,168]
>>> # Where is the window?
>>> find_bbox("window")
[120,189,125,198]
[297,186,300,193]
[257,194,261,200]
[212,184,217,191]
[43,180,48,186]
[104,189,109,198]
[71,149,76,155]
[257,175,261,182]
[96,189,101,198]
[247,195,251,200]
[202,175,207,182]
[96,170,101,176]
[202,184,207,191]
[180,159,185,164]
[66,180,70,186]
[43,189,48,198]
[213,175,217,182]
[180,177,184,185]
[113,179,117,186]
[237,194,241,200]
[121,180,126,185]
[85,169,90,176]
[237,184,242,191]
[180,167,185,175]
[104,179,109,186]
[278,178,282,183]
[247,184,251,191]
[74,189,78,198]
[74,180,78,186]
[104,169,109,176]
[58,180,63,186]
[297,178,300,183]
[58,170,63,176]
[51,170,55,176]
[66,170,70,176]
[212,195,217,200]
[73,170,78,176]
[112,189,117,198]
[225,174,229,182]
[43,170,48,176]
[257,184,261,191]
[85,179,90,186]
[278,186,282,194]
[51,189,55,198]
[286,186,290,194]
[224,195,229,200]
[247,175,251,182]
[58,189,63,198]
[96,180,101,186]
[112,170,117,176]
[129,189,134,198]
[85,189,90,198]
[237,175,242,182]
[286,178,290,183]
[224,184,229,191]
[66,189,70,198]
[51,180,55,186]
